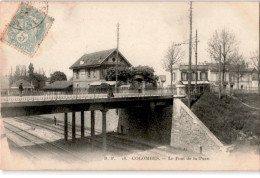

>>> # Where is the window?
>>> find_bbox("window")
[112,58,116,62]
[87,70,91,78]
[80,60,84,65]
[181,72,188,81]
[192,72,196,81]
[75,70,79,79]
[201,72,207,81]
[93,69,96,78]
[230,74,234,82]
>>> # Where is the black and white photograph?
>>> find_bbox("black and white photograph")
[0,1,259,171]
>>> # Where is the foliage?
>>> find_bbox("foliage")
[190,92,260,145]
[50,71,67,83]
[32,73,47,89]
[104,65,158,87]
[28,63,34,77]
[9,63,47,90]
[105,67,131,82]
[132,65,158,83]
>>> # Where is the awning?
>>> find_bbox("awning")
[182,81,210,85]
[120,84,131,89]
[90,81,116,86]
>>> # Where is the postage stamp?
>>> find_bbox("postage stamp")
[1,2,54,56]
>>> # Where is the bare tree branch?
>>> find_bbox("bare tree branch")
[250,50,259,71]
[207,28,239,92]
[162,42,185,89]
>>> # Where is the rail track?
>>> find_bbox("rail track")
[7,117,151,155]
[5,136,40,161]
[4,116,181,159]
[3,121,87,163]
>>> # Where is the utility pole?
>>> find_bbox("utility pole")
[115,23,119,91]
[195,29,198,94]
[219,46,222,99]
[188,1,192,108]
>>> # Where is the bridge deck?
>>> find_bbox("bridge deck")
[0,93,179,117]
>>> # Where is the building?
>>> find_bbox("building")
[172,63,258,92]
[158,75,166,88]
[208,63,258,91]
[42,81,73,94]
[173,64,210,92]
[70,48,132,90]
[10,79,34,95]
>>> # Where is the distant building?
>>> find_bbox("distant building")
[42,81,73,94]
[45,78,51,86]
[70,48,132,90]
[208,63,258,91]
[11,79,34,91]
[172,63,258,92]
[158,75,166,88]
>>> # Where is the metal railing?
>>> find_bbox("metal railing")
[0,88,176,103]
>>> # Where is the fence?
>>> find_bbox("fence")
[210,86,259,95]
[0,88,177,103]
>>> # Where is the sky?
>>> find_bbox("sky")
[0,1,258,85]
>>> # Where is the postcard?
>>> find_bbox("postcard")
[0,1,259,171]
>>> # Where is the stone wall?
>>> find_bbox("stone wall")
[118,105,173,144]
[171,98,227,155]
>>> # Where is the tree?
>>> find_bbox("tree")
[9,63,47,90]
[230,54,247,90]
[28,63,34,78]
[250,50,260,95]
[33,73,47,89]
[14,65,21,78]
[208,29,238,92]
[50,71,67,83]
[104,65,158,87]
[251,50,259,71]
[162,42,185,89]
[132,65,157,82]
[105,67,131,82]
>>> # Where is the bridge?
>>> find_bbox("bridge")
[1,89,181,152]
[1,93,174,117]
[1,87,226,155]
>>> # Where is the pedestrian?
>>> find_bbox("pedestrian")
[19,83,23,97]
[54,116,57,125]
[138,85,142,93]
[107,84,114,98]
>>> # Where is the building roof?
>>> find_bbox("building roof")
[11,79,34,89]
[209,63,255,72]
[43,81,72,90]
[176,63,255,73]
[70,48,132,69]
[179,65,209,71]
